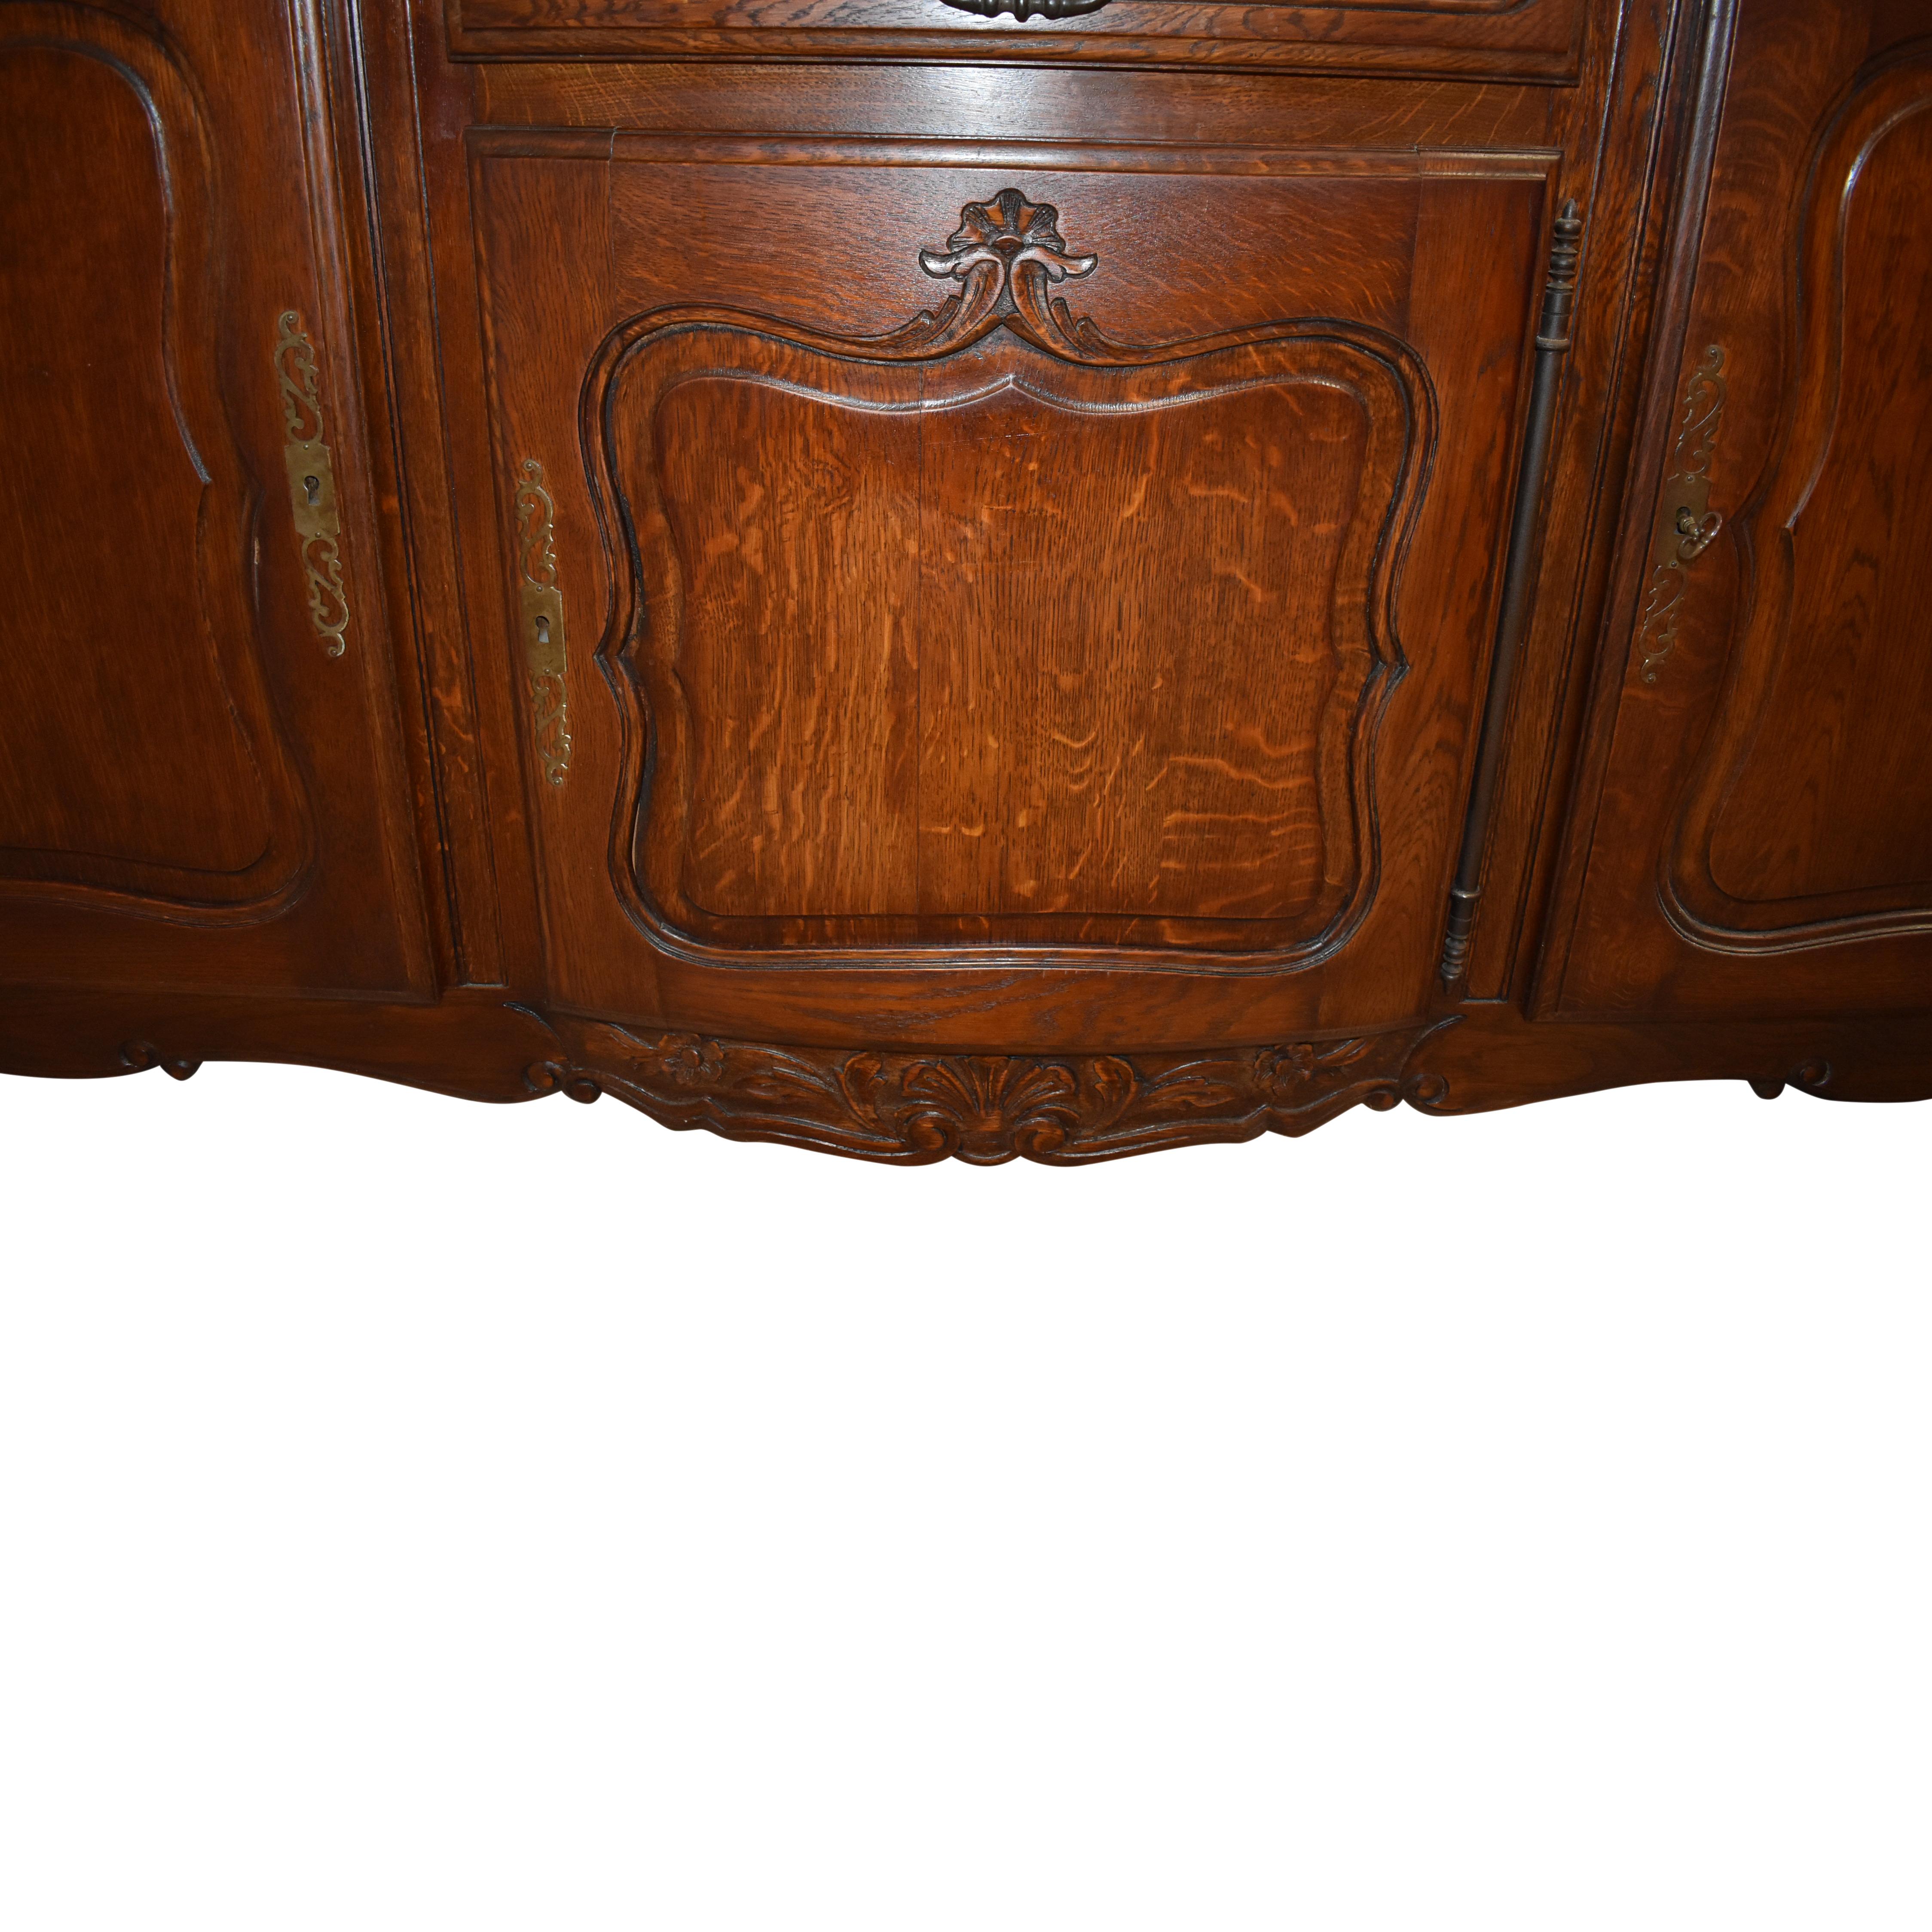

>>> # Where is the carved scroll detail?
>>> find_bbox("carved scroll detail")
[514,459,571,786]
[532,1021,1457,1165]
[889,186,1130,359]
[1635,343,1728,685]
[273,310,349,659]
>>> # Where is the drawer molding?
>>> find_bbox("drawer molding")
[445,0,1587,84]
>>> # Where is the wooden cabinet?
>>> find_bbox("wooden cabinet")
[4,0,1931,1160]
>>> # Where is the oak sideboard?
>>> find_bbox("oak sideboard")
[3,0,1929,1163]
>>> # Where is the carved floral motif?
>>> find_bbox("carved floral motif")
[917,186,1096,296]
[533,1021,1457,1165]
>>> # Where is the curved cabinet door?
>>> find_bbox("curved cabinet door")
[1543,0,1932,1021]
[466,128,1563,1051]
[0,2,430,997]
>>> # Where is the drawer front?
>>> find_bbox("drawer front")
[467,135,1556,1046]
[446,0,1587,82]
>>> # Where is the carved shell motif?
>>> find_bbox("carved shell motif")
[530,1022,1456,1165]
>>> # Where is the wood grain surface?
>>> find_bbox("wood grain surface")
[9,0,1929,1161]
[446,0,1587,81]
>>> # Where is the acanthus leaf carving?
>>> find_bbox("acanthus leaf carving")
[885,186,1131,360]
[541,1021,1458,1165]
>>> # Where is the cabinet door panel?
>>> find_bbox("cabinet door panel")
[471,140,1550,1046]
[0,19,301,910]
[1543,6,1932,1019]
[617,327,1419,957]
[0,3,429,996]
[0,43,281,887]
[1691,98,1932,914]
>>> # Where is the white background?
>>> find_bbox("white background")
[1,1061,1927,1932]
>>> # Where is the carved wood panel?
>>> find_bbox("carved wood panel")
[598,238,1429,959]
[1544,12,1932,1020]
[471,141,1549,1042]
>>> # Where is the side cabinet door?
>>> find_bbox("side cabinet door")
[1541,0,1932,1022]
[0,1,430,996]
[464,125,1559,1060]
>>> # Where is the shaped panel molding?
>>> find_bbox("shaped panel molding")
[587,190,1434,969]
[445,0,1587,82]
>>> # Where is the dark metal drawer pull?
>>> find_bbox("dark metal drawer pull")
[939,0,1110,18]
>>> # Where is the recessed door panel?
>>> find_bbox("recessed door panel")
[623,329,1415,957]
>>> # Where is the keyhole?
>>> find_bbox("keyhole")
[302,474,321,507]
[534,614,550,645]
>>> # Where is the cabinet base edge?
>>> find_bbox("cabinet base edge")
[3,990,1929,1164]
